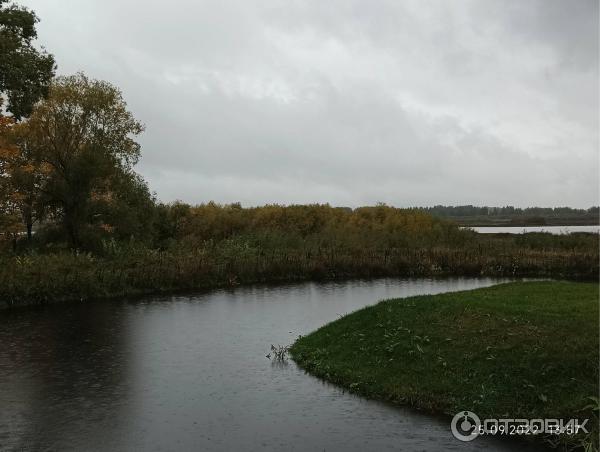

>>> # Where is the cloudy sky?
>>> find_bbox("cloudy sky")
[22,0,599,207]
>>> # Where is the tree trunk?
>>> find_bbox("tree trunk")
[22,206,33,241]
[65,218,80,248]
[64,208,82,249]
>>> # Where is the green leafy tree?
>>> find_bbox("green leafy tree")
[0,0,55,119]
[21,73,146,247]
[94,170,157,245]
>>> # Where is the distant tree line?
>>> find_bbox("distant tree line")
[421,205,598,218]
[420,205,599,226]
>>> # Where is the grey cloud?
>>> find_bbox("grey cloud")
[21,0,599,207]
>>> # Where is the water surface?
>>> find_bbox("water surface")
[467,225,599,234]
[0,278,547,451]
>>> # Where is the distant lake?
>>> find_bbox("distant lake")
[466,225,600,234]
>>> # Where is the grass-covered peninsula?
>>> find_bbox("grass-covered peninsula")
[291,281,599,450]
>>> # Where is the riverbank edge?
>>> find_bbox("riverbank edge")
[0,271,525,310]
[2,233,598,309]
[290,281,599,451]
[1,259,597,310]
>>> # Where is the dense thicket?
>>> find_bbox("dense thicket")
[152,202,467,251]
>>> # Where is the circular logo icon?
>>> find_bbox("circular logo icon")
[451,410,481,442]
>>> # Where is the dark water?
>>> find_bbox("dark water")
[467,225,599,234]
[0,278,546,451]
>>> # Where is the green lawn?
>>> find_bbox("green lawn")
[291,281,599,450]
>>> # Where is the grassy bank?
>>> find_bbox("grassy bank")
[291,282,599,451]
[0,242,598,307]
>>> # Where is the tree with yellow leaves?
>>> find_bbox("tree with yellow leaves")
[0,114,51,241]
[0,113,22,247]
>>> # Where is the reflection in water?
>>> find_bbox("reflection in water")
[0,278,547,451]
[0,303,129,450]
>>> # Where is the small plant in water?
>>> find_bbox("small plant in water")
[266,344,290,361]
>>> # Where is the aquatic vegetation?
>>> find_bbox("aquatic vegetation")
[266,344,290,362]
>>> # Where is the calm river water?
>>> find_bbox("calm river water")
[0,278,548,451]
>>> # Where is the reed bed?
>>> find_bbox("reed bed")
[1,242,597,307]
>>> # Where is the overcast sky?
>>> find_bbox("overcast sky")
[22,0,599,207]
